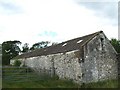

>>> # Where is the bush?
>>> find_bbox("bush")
[13,60,21,66]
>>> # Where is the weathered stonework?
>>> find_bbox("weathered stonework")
[82,33,118,83]
[11,50,83,84]
[10,31,118,85]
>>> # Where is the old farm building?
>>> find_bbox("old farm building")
[10,31,118,84]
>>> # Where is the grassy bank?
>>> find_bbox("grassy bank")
[2,66,118,88]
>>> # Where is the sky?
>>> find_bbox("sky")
[0,0,119,47]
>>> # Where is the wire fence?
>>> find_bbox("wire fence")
[2,66,54,83]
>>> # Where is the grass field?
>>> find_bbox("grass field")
[2,66,118,88]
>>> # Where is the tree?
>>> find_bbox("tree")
[22,43,29,53]
[30,41,50,50]
[51,42,58,46]
[2,40,21,65]
[110,38,120,53]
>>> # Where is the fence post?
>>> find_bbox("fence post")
[51,56,55,77]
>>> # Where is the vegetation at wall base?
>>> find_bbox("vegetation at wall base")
[13,60,21,66]
[2,66,118,88]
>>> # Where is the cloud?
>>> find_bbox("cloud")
[0,0,118,47]
[77,1,118,26]
[0,0,23,14]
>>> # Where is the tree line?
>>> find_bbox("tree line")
[2,40,57,65]
[1,38,120,65]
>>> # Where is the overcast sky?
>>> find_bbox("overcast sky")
[0,0,119,47]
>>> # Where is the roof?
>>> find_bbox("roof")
[15,31,103,59]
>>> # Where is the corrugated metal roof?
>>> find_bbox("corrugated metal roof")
[15,31,103,59]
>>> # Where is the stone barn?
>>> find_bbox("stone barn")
[10,31,118,84]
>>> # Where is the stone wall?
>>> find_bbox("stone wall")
[53,51,82,84]
[117,53,120,79]
[10,33,118,85]
[82,33,118,83]
[11,50,83,84]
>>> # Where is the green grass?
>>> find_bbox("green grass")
[0,78,2,89]
[2,66,118,88]
[2,66,80,88]
[81,79,118,88]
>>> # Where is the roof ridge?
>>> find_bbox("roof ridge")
[81,30,103,46]
[59,30,103,44]
[14,30,104,59]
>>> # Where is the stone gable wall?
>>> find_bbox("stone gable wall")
[82,33,118,83]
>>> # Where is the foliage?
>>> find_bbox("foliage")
[51,42,58,46]
[110,38,120,53]
[2,40,21,65]
[13,60,21,66]
[1,40,56,65]
[30,41,50,50]
[22,43,29,53]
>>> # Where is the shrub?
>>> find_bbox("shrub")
[13,60,21,66]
